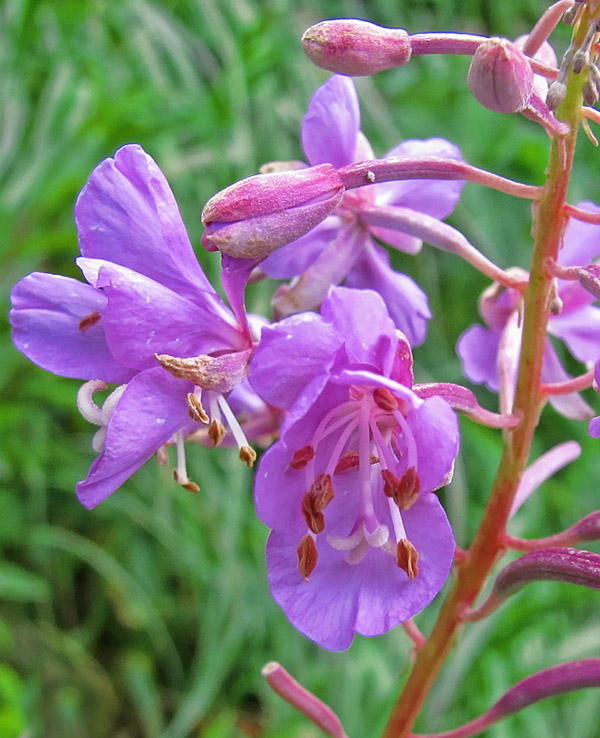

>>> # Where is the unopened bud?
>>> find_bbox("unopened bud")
[201,164,344,259]
[583,80,599,106]
[302,19,411,76]
[468,38,534,113]
[578,264,600,300]
[546,80,567,111]
[572,48,590,74]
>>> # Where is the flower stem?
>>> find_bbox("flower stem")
[381,14,590,737]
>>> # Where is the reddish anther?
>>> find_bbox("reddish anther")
[397,539,420,579]
[297,534,319,580]
[373,386,399,411]
[312,473,335,510]
[382,467,421,510]
[78,310,102,332]
[291,444,316,469]
[334,451,379,473]
[302,493,325,534]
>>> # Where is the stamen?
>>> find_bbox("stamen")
[382,467,421,510]
[397,539,419,579]
[78,310,102,332]
[301,475,334,534]
[216,392,253,454]
[392,410,418,469]
[297,534,318,580]
[302,493,325,534]
[239,445,257,467]
[187,393,210,423]
[173,469,200,493]
[373,386,399,411]
[156,445,170,466]
[173,432,200,492]
[312,473,335,509]
[334,451,379,473]
[291,445,315,470]
[208,419,226,446]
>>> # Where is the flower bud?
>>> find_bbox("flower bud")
[201,164,344,259]
[302,19,411,76]
[468,37,534,113]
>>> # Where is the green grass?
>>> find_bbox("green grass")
[2,1,600,736]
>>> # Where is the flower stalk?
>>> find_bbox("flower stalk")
[382,8,591,736]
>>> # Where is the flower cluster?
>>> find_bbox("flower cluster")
[11,8,600,664]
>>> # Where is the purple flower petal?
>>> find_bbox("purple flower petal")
[272,226,366,318]
[9,272,134,383]
[456,324,502,392]
[301,75,360,168]
[78,259,244,370]
[265,491,454,650]
[374,138,464,220]
[250,313,342,410]
[75,144,214,304]
[76,367,192,509]
[260,216,342,279]
[589,416,600,438]
[542,342,595,420]
[345,241,430,346]
[321,286,399,374]
[254,380,349,530]
[406,396,460,492]
[368,225,423,255]
[559,201,600,267]
[548,304,600,364]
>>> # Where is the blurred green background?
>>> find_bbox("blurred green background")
[2,0,600,736]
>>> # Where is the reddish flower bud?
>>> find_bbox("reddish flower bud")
[467,37,534,113]
[302,19,411,76]
[201,164,344,259]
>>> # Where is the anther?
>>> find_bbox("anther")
[208,419,226,446]
[397,539,419,579]
[584,79,599,106]
[239,445,257,467]
[290,445,315,470]
[78,310,102,332]
[547,81,567,111]
[156,445,169,466]
[549,279,563,316]
[312,473,335,510]
[382,467,421,510]
[373,386,399,411]
[302,493,325,534]
[186,393,210,423]
[173,469,200,493]
[334,451,379,473]
[297,534,318,580]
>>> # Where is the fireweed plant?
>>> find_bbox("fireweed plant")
[10,1,600,735]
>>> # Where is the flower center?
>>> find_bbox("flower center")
[292,384,421,580]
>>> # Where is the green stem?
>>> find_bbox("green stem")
[381,18,590,738]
